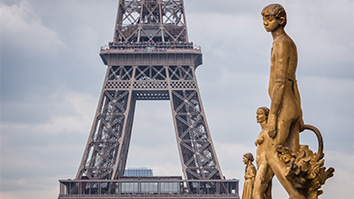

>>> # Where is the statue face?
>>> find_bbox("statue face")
[243,156,248,164]
[262,15,280,32]
[256,109,267,123]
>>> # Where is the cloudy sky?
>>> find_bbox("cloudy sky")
[1,0,353,198]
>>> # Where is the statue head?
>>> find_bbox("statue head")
[261,4,287,31]
[243,153,254,164]
[256,107,269,124]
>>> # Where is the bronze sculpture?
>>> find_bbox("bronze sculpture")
[275,125,335,198]
[260,4,305,198]
[243,4,335,199]
[242,153,257,199]
[254,107,272,199]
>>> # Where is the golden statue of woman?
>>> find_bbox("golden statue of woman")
[253,107,273,199]
[242,153,256,199]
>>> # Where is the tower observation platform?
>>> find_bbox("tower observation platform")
[58,0,239,198]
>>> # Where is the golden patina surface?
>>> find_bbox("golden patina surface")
[242,153,257,199]
[242,4,335,199]
[254,107,272,199]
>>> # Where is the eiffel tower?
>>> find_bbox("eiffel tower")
[59,0,239,198]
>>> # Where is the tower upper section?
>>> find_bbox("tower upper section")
[113,0,188,43]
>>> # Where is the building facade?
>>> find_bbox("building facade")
[124,168,153,177]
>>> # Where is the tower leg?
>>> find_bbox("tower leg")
[76,66,136,180]
[170,89,223,181]
[112,92,136,179]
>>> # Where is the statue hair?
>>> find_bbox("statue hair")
[261,3,287,27]
[257,107,270,119]
[243,153,254,162]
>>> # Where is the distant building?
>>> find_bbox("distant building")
[124,167,153,177]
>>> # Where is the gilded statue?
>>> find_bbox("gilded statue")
[260,4,305,198]
[254,107,272,199]
[242,153,256,199]
[247,4,334,199]
[276,125,335,198]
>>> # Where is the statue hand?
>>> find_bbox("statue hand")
[266,114,277,138]
[266,122,277,138]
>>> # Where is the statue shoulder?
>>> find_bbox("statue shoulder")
[274,35,296,49]
[248,164,257,173]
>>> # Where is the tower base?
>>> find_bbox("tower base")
[58,178,240,199]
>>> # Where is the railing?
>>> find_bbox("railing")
[58,178,239,198]
[100,41,201,52]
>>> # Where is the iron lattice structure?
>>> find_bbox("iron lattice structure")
[114,0,188,42]
[76,0,224,182]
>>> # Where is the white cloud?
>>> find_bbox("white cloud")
[320,150,354,198]
[0,1,67,54]
[126,143,182,176]
[36,92,97,134]
[301,76,353,95]
[0,192,16,199]
[1,91,97,135]
[0,186,58,199]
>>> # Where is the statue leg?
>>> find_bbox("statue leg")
[264,168,273,199]
[266,118,305,199]
[253,162,273,199]
[284,119,301,152]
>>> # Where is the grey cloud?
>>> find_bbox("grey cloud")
[0,0,353,198]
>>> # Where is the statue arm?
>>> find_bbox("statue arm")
[267,40,288,138]
[245,165,257,179]
[293,78,305,131]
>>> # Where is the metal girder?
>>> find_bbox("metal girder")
[76,90,130,180]
[114,0,188,42]
[170,89,222,180]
